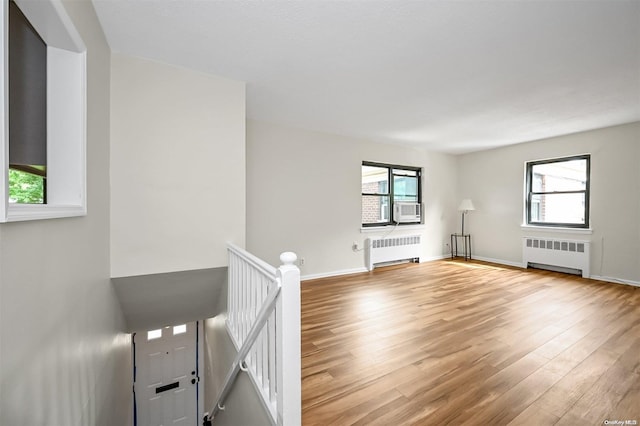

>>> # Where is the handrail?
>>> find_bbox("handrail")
[203,278,282,425]
[204,247,300,426]
[227,242,277,277]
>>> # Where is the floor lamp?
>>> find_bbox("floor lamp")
[458,199,475,235]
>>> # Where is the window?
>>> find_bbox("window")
[0,0,87,222]
[525,154,590,228]
[173,324,187,335]
[147,329,162,340]
[8,0,47,204]
[362,161,422,226]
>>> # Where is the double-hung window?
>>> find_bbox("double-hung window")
[525,154,590,228]
[361,161,422,227]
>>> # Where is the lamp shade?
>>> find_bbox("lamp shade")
[458,199,475,211]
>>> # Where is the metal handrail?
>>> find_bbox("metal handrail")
[203,278,282,426]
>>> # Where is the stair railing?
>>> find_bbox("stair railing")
[204,243,301,425]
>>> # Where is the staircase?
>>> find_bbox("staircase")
[204,244,301,425]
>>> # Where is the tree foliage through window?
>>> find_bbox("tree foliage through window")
[9,169,44,204]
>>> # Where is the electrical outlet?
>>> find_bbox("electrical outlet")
[445,242,450,253]
[299,258,305,266]
[352,241,359,251]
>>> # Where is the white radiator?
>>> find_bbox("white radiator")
[523,237,590,278]
[366,235,421,271]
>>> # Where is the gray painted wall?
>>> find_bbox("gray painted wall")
[203,315,272,426]
[0,1,131,425]
[113,267,227,332]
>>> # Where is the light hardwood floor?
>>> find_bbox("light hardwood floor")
[301,259,640,426]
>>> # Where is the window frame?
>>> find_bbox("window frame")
[361,161,422,227]
[525,154,590,229]
[0,0,87,222]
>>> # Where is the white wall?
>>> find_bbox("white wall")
[0,1,131,425]
[457,122,640,283]
[110,53,246,277]
[247,120,458,278]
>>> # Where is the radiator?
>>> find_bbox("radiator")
[366,235,421,271]
[523,237,590,278]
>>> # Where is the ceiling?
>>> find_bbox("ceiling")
[92,0,640,154]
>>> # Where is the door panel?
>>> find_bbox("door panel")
[135,322,198,426]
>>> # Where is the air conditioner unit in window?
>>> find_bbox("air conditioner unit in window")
[393,202,421,223]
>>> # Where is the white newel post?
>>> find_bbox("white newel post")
[276,252,301,426]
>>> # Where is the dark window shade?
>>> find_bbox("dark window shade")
[9,0,47,167]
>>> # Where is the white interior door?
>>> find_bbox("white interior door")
[135,322,198,426]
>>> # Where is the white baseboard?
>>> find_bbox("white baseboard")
[300,257,640,289]
[474,257,640,288]
[301,267,368,281]
[467,255,525,269]
[589,275,640,288]
[420,254,450,262]
[423,254,525,268]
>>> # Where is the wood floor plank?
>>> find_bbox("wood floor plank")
[301,259,640,425]
[507,404,560,426]
[303,364,422,423]
[527,346,621,419]
[556,363,637,424]
[611,376,640,420]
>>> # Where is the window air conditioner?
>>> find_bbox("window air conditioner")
[393,202,421,223]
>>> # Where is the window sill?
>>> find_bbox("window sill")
[361,224,425,233]
[5,204,86,222]
[520,224,593,235]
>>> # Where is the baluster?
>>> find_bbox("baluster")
[231,254,238,334]
[268,311,276,404]
[256,273,265,382]
[241,259,247,345]
[262,311,268,389]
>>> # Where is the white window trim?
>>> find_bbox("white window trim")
[520,224,593,235]
[361,224,426,233]
[0,0,86,222]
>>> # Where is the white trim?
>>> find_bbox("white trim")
[302,256,452,281]
[6,203,85,221]
[520,224,593,235]
[420,254,449,262]
[360,224,425,233]
[473,256,640,288]
[300,257,640,290]
[589,275,640,288]
[469,255,526,269]
[46,47,86,210]
[301,267,368,281]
